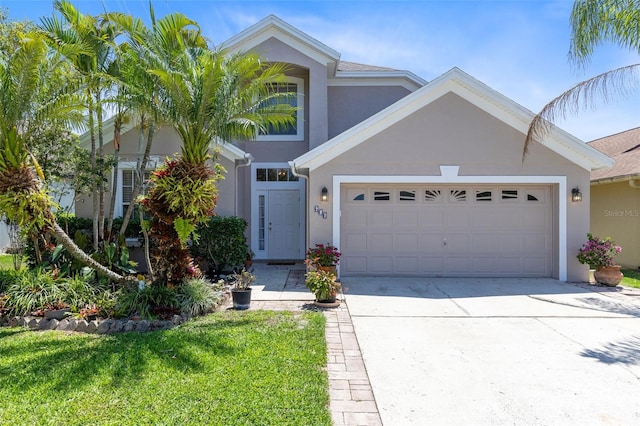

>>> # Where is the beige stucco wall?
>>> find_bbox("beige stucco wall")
[328,86,412,139]
[308,92,591,282]
[590,180,640,268]
[75,126,237,220]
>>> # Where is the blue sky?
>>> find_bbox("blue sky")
[2,0,638,142]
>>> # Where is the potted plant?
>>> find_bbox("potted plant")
[230,268,255,310]
[577,233,623,286]
[305,268,341,307]
[306,243,341,276]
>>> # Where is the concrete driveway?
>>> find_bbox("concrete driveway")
[342,278,640,425]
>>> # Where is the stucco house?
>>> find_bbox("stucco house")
[76,15,612,282]
[588,127,640,269]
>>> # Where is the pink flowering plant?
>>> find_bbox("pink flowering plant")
[306,243,341,266]
[577,233,622,269]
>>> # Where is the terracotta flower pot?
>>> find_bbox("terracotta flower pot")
[317,265,337,276]
[594,265,624,287]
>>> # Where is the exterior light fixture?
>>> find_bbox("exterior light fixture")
[571,187,582,202]
[321,186,328,202]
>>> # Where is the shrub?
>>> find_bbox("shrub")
[0,269,22,293]
[178,277,224,317]
[115,285,180,319]
[4,269,63,315]
[192,216,248,277]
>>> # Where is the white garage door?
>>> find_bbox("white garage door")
[340,184,553,277]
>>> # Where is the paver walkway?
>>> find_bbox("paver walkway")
[247,263,382,426]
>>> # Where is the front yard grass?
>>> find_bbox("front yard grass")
[0,310,331,425]
[621,268,640,289]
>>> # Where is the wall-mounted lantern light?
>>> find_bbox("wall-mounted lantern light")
[571,187,582,202]
[321,186,328,202]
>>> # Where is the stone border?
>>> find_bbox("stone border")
[0,292,230,334]
[0,313,191,334]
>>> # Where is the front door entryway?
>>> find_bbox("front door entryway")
[251,163,305,260]
[268,190,301,259]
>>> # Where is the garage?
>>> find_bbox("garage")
[340,184,554,277]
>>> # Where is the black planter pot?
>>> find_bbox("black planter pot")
[231,288,252,310]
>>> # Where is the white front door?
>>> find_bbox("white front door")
[268,190,301,259]
[251,163,305,260]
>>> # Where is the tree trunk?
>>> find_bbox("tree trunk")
[50,220,126,283]
[96,91,105,243]
[88,93,99,250]
[120,119,155,236]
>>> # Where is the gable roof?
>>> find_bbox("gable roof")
[221,14,341,75]
[221,15,426,90]
[588,127,640,182]
[292,67,613,172]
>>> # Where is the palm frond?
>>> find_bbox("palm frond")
[524,63,640,159]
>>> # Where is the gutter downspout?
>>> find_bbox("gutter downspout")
[234,153,254,216]
[289,161,309,255]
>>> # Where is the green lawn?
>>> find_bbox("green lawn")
[0,310,331,425]
[0,254,18,270]
[621,268,640,289]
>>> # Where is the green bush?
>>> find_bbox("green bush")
[4,269,63,315]
[178,277,224,317]
[115,285,180,319]
[0,269,22,293]
[192,216,248,277]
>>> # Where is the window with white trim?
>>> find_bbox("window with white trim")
[121,169,150,217]
[257,77,304,141]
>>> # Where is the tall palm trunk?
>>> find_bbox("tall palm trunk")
[106,114,122,239]
[120,119,154,234]
[96,91,106,242]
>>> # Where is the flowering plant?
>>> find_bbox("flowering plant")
[577,233,622,269]
[306,243,341,266]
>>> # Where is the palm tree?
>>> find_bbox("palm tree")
[40,0,120,249]
[139,41,296,284]
[525,0,639,155]
[0,31,125,283]
[107,8,208,242]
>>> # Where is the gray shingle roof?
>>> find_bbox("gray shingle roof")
[588,127,640,181]
[337,61,399,72]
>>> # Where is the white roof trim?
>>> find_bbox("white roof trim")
[214,140,246,161]
[293,67,614,172]
[78,117,245,162]
[221,15,340,67]
[330,71,426,91]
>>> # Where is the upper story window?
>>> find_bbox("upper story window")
[257,76,304,141]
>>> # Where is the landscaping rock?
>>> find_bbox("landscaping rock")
[150,319,162,330]
[75,320,88,333]
[172,315,183,325]
[38,318,51,330]
[86,320,99,334]
[109,320,124,334]
[28,318,40,330]
[97,319,114,334]
[46,319,59,330]
[66,318,78,332]
[57,319,70,331]
[135,319,149,332]
[44,308,70,320]
[18,317,29,327]
[123,320,136,333]
[8,317,19,327]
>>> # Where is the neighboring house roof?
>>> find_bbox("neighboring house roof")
[78,116,247,162]
[587,127,640,182]
[292,67,614,172]
[222,15,426,90]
